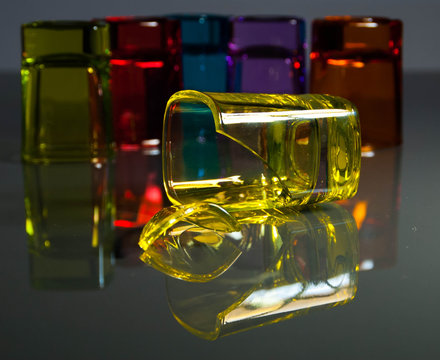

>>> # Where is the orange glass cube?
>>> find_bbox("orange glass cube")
[310,17,402,149]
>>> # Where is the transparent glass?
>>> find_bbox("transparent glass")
[138,202,359,339]
[163,90,361,212]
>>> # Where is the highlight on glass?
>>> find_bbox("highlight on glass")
[163,90,361,212]
[21,21,112,163]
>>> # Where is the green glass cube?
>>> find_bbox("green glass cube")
[21,21,112,163]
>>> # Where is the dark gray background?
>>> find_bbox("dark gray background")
[1,73,440,359]
[1,0,438,71]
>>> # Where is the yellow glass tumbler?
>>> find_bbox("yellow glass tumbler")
[163,91,361,211]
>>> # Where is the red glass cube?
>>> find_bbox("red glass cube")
[107,17,182,148]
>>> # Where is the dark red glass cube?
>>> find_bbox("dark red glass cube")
[107,17,182,148]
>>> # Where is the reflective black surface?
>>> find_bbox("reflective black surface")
[1,72,440,359]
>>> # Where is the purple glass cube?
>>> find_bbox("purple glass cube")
[228,16,305,94]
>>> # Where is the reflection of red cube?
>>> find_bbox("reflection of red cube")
[107,17,182,147]
[310,17,402,149]
[114,149,168,229]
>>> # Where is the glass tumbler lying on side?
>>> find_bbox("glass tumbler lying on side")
[163,91,361,211]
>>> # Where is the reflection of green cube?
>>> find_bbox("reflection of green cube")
[21,21,111,163]
[23,163,114,290]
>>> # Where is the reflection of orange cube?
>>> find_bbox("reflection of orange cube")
[310,17,402,149]
[338,147,401,270]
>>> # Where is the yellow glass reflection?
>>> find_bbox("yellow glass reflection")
[139,203,359,339]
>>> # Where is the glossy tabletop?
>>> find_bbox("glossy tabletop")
[0,71,439,359]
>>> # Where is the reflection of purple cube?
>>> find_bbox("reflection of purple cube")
[228,16,305,94]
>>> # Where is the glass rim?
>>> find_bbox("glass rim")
[314,16,401,24]
[21,20,107,29]
[104,16,178,24]
[230,15,304,23]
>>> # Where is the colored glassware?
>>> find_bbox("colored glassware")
[21,21,112,163]
[23,162,114,290]
[228,16,306,93]
[163,90,361,212]
[107,17,182,147]
[138,202,358,339]
[310,16,402,149]
[176,14,229,92]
